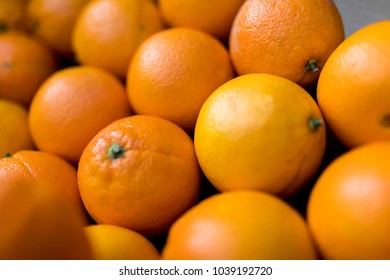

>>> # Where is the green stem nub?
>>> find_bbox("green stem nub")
[380,114,390,127]
[4,152,11,158]
[0,23,7,33]
[108,143,125,159]
[306,59,319,73]
[308,117,323,132]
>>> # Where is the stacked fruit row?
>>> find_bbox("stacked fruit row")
[0,0,389,260]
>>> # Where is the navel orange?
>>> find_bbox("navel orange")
[127,27,234,132]
[308,142,390,259]
[28,66,131,164]
[72,0,164,78]
[317,20,390,148]
[0,150,85,218]
[162,190,317,260]
[26,0,90,57]
[229,0,344,88]
[78,115,201,237]
[0,31,57,106]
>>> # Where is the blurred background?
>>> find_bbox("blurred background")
[334,0,390,36]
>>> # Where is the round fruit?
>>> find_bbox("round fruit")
[127,27,234,132]
[78,115,201,237]
[162,190,317,260]
[72,0,164,78]
[194,73,326,197]
[0,150,85,217]
[317,20,390,148]
[307,142,390,260]
[0,99,34,157]
[0,32,57,106]
[158,0,246,40]
[0,181,91,260]
[0,0,26,32]
[229,0,344,88]
[84,224,160,260]
[26,0,90,57]
[28,66,131,163]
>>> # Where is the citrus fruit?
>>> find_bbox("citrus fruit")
[127,27,234,132]
[26,0,90,57]
[307,142,390,259]
[28,65,131,164]
[162,190,317,260]
[317,20,390,148]
[84,224,160,260]
[72,0,164,78]
[0,150,85,217]
[158,0,245,40]
[0,181,91,260]
[0,31,57,106]
[78,115,201,237]
[0,98,34,157]
[194,73,326,197]
[229,0,345,88]
[0,0,26,32]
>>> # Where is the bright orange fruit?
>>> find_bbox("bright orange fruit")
[78,115,201,237]
[162,190,317,260]
[127,27,234,132]
[308,142,390,259]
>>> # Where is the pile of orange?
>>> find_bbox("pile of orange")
[0,0,389,260]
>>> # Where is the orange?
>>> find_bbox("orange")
[29,66,131,164]
[158,0,246,40]
[26,0,90,57]
[307,142,390,259]
[72,0,164,79]
[0,150,86,218]
[0,0,26,32]
[162,190,317,260]
[0,31,57,106]
[194,73,326,197]
[229,0,344,88]
[0,181,91,260]
[317,20,390,148]
[0,98,34,157]
[78,115,201,237]
[127,27,234,132]
[84,224,160,260]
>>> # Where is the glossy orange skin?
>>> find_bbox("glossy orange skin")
[229,0,344,88]
[0,99,34,157]
[127,27,234,132]
[308,142,390,259]
[317,20,390,148]
[194,73,326,197]
[72,0,164,78]
[26,0,90,57]
[84,224,160,260]
[0,150,85,217]
[78,115,201,237]
[0,32,57,106]
[162,191,317,260]
[0,181,91,260]
[29,66,131,164]
[158,0,246,40]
